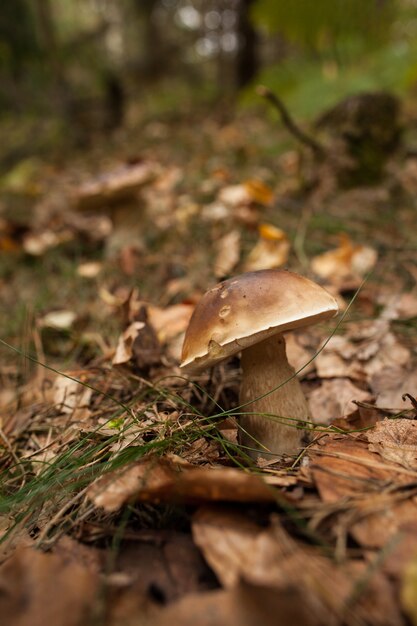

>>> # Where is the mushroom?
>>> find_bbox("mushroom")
[180,269,338,460]
[71,161,159,256]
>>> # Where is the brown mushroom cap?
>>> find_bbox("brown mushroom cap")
[180,269,338,372]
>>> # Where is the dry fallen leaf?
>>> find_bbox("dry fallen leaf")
[243,180,274,206]
[213,230,241,278]
[351,496,417,550]
[192,506,261,588]
[311,233,377,284]
[284,332,316,377]
[153,582,322,626]
[88,455,282,512]
[76,261,103,278]
[147,303,194,343]
[112,321,145,365]
[343,319,411,382]
[367,418,417,469]
[395,292,417,318]
[308,433,417,548]
[243,223,289,272]
[378,291,417,320]
[99,287,126,307]
[370,367,417,410]
[0,234,20,252]
[49,376,92,422]
[308,435,401,502]
[39,310,78,331]
[23,230,74,256]
[191,505,400,625]
[359,332,410,378]
[112,317,161,370]
[314,334,365,380]
[0,546,98,626]
[308,378,372,423]
[218,184,251,207]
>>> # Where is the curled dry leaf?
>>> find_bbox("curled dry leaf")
[112,321,145,365]
[147,303,194,343]
[243,180,274,206]
[243,223,289,272]
[112,319,161,370]
[213,230,241,278]
[49,376,92,422]
[192,506,261,588]
[311,233,377,284]
[88,455,282,512]
[308,378,372,424]
[367,418,417,469]
[308,433,417,548]
[191,505,400,625]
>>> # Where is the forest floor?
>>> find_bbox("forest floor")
[1,97,417,626]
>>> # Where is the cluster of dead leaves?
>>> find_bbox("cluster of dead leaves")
[5,416,417,625]
[1,113,417,626]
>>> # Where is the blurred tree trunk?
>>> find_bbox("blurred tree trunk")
[133,0,163,79]
[32,0,68,103]
[0,1,40,110]
[236,0,259,88]
[0,1,39,80]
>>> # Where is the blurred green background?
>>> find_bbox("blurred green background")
[2,0,417,164]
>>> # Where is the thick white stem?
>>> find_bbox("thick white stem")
[239,334,310,460]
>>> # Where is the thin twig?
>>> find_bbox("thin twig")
[257,85,326,158]
[36,486,89,546]
[0,425,27,486]
[293,203,313,269]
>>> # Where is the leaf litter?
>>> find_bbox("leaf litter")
[0,108,417,626]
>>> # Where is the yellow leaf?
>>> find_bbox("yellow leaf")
[311,233,377,282]
[244,224,289,271]
[244,179,274,206]
[258,223,287,241]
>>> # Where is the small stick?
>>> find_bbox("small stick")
[36,486,89,546]
[403,393,417,412]
[257,85,326,159]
